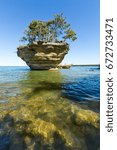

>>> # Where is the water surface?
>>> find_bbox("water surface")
[0,66,100,150]
[0,66,100,104]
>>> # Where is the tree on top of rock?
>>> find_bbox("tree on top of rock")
[21,14,77,44]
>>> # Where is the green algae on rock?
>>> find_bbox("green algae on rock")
[74,109,99,128]
[0,94,99,150]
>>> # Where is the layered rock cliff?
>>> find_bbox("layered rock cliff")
[17,42,69,70]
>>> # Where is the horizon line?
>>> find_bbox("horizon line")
[0,64,100,67]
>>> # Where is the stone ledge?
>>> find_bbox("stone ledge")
[17,42,69,70]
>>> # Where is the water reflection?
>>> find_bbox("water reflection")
[19,66,100,103]
[19,70,63,101]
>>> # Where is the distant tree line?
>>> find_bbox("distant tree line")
[21,14,77,44]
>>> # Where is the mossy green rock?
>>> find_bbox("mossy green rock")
[74,109,99,128]
[0,96,99,150]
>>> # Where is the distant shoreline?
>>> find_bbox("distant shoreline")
[72,64,100,66]
[0,64,100,67]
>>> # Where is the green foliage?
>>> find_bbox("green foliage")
[63,29,77,41]
[21,14,77,44]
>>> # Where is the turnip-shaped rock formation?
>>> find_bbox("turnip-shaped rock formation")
[17,14,77,70]
[17,42,69,70]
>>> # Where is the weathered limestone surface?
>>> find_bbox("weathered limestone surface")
[17,42,69,70]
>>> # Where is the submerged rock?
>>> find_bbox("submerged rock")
[17,42,69,70]
[0,96,100,150]
[74,109,99,128]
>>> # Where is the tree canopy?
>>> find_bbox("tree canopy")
[21,14,77,44]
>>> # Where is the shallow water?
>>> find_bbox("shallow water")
[0,66,100,150]
[0,66,100,103]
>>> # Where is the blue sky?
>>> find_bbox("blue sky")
[0,0,100,66]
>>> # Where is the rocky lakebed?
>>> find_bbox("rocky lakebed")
[0,66,100,150]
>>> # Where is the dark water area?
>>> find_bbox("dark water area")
[0,66,100,150]
[61,66,100,102]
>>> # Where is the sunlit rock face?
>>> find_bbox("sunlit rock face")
[17,42,69,70]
